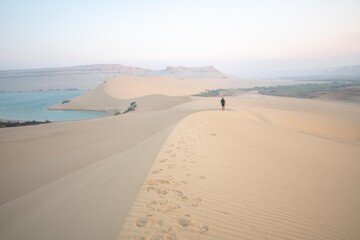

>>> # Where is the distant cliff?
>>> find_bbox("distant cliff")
[0,64,229,91]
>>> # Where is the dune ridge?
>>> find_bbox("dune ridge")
[50,75,296,113]
[50,74,236,113]
[0,97,217,240]
[50,80,192,112]
[118,101,360,239]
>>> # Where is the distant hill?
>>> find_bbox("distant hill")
[0,64,228,91]
[278,65,360,82]
[159,66,225,78]
[240,65,360,80]
[322,65,360,76]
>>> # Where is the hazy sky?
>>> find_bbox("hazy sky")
[0,0,359,75]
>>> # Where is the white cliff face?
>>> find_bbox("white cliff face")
[0,64,230,91]
[164,66,219,73]
[161,66,227,78]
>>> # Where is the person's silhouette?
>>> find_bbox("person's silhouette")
[220,97,225,110]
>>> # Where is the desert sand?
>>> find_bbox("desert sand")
[1,79,359,240]
[50,75,235,112]
[49,75,295,112]
[118,97,360,240]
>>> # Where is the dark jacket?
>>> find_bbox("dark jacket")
[221,98,225,106]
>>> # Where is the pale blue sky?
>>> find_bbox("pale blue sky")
[0,0,359,75]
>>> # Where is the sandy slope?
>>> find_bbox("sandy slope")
[0,97,217,240]
[50,82,191,112]
[1,94,359,240]
[118,97,360,240]
[50,75,295,112]
[50,75,235,112]
[103,76,236,99]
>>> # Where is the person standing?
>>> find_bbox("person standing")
[220,97,225,110]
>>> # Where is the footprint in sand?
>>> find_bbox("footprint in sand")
[146,186,155,192]
[151,170,159,174]
[182,195,189,200]
[156,188,168,195]
[146,200,159,211]
[173,189,183,197]
[146,179,170,185]
[192,202,198,207]
[177,218,192,228]
[161,204,181,213]
[170,154,176,158]
[167,164,175,169]
[160,158,167,163]
[134,218,148,228]
[199,176,206,179]
[158,199,168,206]
[150,218,164,227]
[200,225,210,234]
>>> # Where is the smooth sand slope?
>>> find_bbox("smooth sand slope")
[118,96,360,240]
[50,75,295,112]
[50,80,191,112]
[50,75,235,112]
[1,94,359,240]
[0,96,217,240]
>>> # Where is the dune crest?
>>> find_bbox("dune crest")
[50,79,194,112]
[118,109,360,240]
[50,74,238,112]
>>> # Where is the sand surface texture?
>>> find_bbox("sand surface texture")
[118,97,360,240]
[1,94,359,240]
[0,97,216,240]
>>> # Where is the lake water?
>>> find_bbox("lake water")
[0,90,110,121]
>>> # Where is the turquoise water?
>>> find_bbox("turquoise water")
[0,90,110,121]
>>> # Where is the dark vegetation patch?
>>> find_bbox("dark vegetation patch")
[115,101,138,115]
[254,81,360,98]
[193,80,360,102]
[0,120,51,128]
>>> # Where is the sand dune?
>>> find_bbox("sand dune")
[0,97,217,240]
[103,76,237,99]
[50,75,235,112]
[50,81,192,112]
[118,102,360,240]
[50,75,295,112]
[230,94,360,143]
[1,94,359,240]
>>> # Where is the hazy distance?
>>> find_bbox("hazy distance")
[0,0,359,76]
